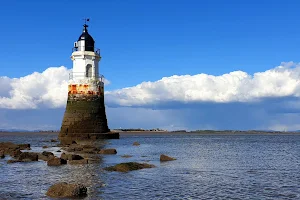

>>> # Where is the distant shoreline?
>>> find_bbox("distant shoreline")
[118,131,300,135]
[1,130,300,136]
[0,131,59,136]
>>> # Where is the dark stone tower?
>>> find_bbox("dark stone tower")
[59,20,119,144]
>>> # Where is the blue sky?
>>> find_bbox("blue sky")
[2,0,300,131]
[2,0,300,88]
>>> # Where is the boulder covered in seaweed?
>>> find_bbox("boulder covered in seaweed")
[46,182,87,198]
[104,162,155,172]
[160,154,176,162]
[98,149,117,154]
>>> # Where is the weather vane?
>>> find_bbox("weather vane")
[83,18,90,25]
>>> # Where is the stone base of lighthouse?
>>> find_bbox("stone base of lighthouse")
[59,81,119,144]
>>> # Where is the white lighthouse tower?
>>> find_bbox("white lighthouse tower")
[59,20,119,143]
[71,22,101,82]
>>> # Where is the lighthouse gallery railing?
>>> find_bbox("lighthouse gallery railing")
[69,72,104,82]
[72,47,100,55]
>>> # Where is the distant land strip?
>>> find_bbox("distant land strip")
[1,128,300,134]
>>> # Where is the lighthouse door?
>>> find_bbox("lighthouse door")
[86,64,92,78]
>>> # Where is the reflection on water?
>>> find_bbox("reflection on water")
[1,133,300,199]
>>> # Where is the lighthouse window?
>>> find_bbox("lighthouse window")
[86,64,92,78]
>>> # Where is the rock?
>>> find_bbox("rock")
[38,151,55,161]
[58,139,76,145]
[47,157,67,166]
[65,144,84,152]
[82,145,99,154]
[18,144,31,150]
[21,158,36,162]
[46,182,87,198]
[0,142,20,155]
[0,150,5,159]
[56,150,61,152]
[68,159,88,165]
[104,162,155,172]
[9,149,22,158]
[71,144,84,151]
[87,159,101,164]
[7,159,21,164]
[65,147,75,152]
[38,154,50,161]
[0,142,31,155]
[50,139,58,142]
[60,153,83,161]
[133,142,140,146]
[19,152,38,161]
[42,146,48,149]
[69,154,84,160]
[0,142,19,151]
[74,147,83,152]
[121,155,132,158]
[60,153,68,160]
[160,154,176,162]
[81,144,95,148]
[83,154,101,160]
[98,149,117,154]
[82,149,98,154]
[42,151,54,157]
[7,159,35,164]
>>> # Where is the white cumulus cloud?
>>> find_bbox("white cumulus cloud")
[1,62,300,110]
[2,62,300,131]
[0,66,69,109]
[106,62,300,107]
[0,66,111,109]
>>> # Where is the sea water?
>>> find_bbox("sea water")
[1,133,300,199]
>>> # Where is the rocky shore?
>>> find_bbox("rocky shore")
[0,139,176,198]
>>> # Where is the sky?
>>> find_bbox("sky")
[2,0,300,131]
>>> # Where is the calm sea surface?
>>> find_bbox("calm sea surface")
[1,133,300,199]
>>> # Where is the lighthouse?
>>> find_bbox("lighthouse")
[59,20,119,144]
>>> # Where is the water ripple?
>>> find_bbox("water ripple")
[1,133,300,199]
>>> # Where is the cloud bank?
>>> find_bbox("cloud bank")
[2,62,300,131]
[106,61,300,107]
[0,66,110,109]
[0,66,69,109]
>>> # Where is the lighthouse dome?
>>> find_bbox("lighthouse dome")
[77,24,95,52]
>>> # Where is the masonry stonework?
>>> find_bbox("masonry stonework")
[58,21,119,144]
